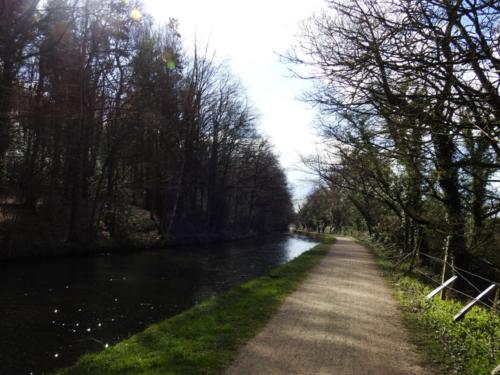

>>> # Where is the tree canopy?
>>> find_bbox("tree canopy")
[292,0,500,283]
[0,0,294,257]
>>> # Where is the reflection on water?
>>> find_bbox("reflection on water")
[0,233,317,375]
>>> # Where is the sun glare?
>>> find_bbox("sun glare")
[130,8,142,21]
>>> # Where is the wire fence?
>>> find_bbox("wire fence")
[419,252,499,286]
[418,252,497,305]
[368,237,500,312]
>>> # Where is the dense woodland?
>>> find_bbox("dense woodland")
[294,0,500,284]
[0,0,294,258]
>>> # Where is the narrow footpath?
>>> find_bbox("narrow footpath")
[225,237,433,375]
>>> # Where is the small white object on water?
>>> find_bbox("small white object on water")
[114,298,118,302]
[104,343,109,348]
[98,323,102,327]
[54,309,58,314]
[86,328,91,332]
[54,353,59,358]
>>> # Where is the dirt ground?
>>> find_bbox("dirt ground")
[225,237,434,375]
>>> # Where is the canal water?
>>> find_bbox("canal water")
[0,233,318,375]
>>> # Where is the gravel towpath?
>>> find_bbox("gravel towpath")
[225,237,433,375]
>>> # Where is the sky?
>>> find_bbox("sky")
[143,0,325,203]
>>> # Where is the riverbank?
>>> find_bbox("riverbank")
[1,201,291,261]
[53,234,335,375]
[0,227,274,262]
[358,235,500,375]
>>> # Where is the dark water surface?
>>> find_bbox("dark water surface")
[0,233,318,375]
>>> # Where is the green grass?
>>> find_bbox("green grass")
[55,234,336,375]
[358,236,500,375]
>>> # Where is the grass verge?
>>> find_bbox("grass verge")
[358,236,500,375]
[55,234,335,375]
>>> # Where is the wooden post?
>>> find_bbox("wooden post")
[454,284,497,322]
[492,287,500,313]
[440,235,450,300]
[414,227,422,263]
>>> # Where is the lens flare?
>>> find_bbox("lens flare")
[161,51,176,70]
[166,60,176,70]
[130,9,142,21]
